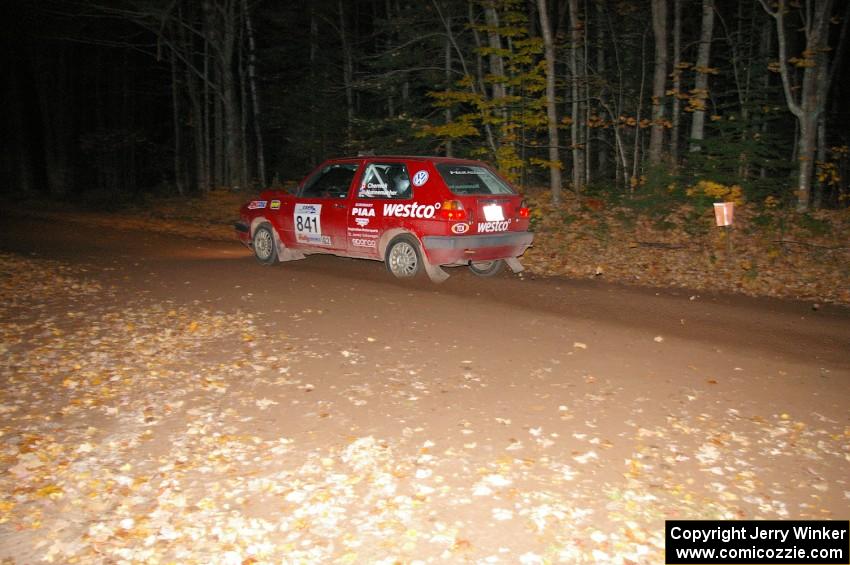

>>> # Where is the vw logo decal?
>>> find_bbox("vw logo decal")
[412,170,429,187]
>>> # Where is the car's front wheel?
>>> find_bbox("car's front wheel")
[468,259,505,277]
[385,235,422,279]
[252,223,278,265]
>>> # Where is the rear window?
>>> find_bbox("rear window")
[436,163,515,195]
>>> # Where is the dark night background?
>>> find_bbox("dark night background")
[2,0,848,210]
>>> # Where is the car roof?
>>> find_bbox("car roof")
[335,155,490,166]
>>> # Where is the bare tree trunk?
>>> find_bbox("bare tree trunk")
[584,0,591,187]
[309,5,318,164]
[186,69,206,193]
[468,3,498,155]
[243,0,266,186]
[815,1,849,208]
[170,50,185,196]
[33,50,71,197]
[670,0,682,164]
[689,0,714,152]
[204,26,213,192]
[758,0,835,212]
[444,19,454,158]
[568,0,584,196]
[648,0,668,165]
[633,27,648,192]
[338,0,354,148]
[483,2,506,104]
[595,0,607,178]
[215,94,224,187]
[239,22,249,189]
[758,23,772,180]
[221,1,243,189]
[7,62,34,194]
[538,0,562,205]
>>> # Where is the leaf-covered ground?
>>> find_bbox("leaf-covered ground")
[7,190,848,303]
[1,249,848,563]
[522,195,850,305]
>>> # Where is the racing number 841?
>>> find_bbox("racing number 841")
[296,215,318,233]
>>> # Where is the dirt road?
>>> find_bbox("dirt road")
[1,215,848,563]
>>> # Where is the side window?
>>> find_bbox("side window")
[357,163,411,199]
[300,164,358,198]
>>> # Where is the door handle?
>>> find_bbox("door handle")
[333,203,347,209]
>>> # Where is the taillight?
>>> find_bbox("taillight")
[439,200,467,221]
[518,202,530,218]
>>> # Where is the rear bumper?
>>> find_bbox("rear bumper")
[421,231,534,264]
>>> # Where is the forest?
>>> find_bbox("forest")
[2,0,849,213]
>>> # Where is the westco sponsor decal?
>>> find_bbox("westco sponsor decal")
[477,220,511,233]
[383,202,439,219]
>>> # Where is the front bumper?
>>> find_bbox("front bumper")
[235,221,251,245]
[421,231,534,264]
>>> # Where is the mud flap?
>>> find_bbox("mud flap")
[423,259,450,283]
[505,257,525,273]
[277,240,306,262]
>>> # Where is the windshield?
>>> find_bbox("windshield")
[436,163,515,196]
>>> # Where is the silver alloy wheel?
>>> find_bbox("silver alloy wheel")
[253,227,275,262]
[388,240,419,278]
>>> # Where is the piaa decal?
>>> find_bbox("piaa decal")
[352,207,375,217]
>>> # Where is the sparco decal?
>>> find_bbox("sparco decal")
[451,223,470,234]
[383,202,438,219]
[351,238,377,248]
[477,220,511,233]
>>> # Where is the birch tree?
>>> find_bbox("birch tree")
[689,0,715,152]
[758,0,835,211]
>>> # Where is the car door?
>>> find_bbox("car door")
[290,161,359,252]
[347,161,414,256]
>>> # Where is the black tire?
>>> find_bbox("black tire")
[252,223,278,265]
[385,235,422,279]
[468,259,506,277]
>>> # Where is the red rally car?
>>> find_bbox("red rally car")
[235,156,533,283]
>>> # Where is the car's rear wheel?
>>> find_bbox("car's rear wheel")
[253,224,278,265]
[385,235,422,279]
[469,259,505,277]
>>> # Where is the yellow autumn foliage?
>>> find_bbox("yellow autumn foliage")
[686,180,745,204]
